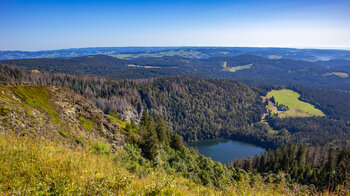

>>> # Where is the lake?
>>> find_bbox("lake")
[188,139,266,164]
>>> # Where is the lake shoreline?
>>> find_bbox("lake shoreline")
[187,138,266,164]
[186,135,277,151]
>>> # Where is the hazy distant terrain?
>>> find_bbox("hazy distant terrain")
[1,47,350,61]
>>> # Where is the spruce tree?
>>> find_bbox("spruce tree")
[170,133,184,151]
[155,116,168,144]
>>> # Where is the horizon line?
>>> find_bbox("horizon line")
[1,46,350,52]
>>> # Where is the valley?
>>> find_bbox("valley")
[1,49,350,194]
[2,0,350,194]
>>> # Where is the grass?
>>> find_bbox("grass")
[11,86,61,124]
[0,133,125,195]
[0,133,320,195]
[108,113,127,130]
[127,64,141,67]
[223,63,253,72]
[324,72,349,78]
[266,89,325,118]
[222,61,227,68]
[127,64,175,69]
[79,116,94,132]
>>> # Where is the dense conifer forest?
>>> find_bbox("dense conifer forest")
[1,63,350,149]
[2,54,350,89]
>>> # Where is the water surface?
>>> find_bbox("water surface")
[188,139,265,164]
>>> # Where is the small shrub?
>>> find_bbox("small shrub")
[92,141,111,154]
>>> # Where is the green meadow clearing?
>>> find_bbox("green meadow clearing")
[222,62,253,72]
[265,89,325,118]
[325,72,349,78]
[127,64,141,67]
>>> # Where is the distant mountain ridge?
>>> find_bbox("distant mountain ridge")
[316,59,350,73]
[1,47,350,61]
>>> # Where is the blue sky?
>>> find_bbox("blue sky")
[1,0,349,51]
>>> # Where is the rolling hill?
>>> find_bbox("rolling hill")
[2,54,350,89]
[1,47,350,61]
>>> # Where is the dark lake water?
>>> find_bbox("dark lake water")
[188,139,266,164]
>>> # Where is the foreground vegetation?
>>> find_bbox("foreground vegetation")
[236,144,350,193]
[0,130,318,195]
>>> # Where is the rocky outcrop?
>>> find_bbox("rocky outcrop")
[0,85,124,150]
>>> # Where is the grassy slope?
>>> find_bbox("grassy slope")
[0,85,123,150]
[266,89,325,118]
[0,133,314,195]
[325,72,349,78]
[222,63,253,72]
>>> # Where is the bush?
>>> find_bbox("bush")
[92,140,111,154]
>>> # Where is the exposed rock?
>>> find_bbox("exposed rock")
[0,85,125,150]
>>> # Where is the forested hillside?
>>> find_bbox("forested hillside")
[2,54,350,89]
[290,86,350,121]
[0,55,129,75]
[316,59,350,72]
[1,64,350,149]
[235,144,350,192]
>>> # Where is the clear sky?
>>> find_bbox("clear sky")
[1,0,349,51]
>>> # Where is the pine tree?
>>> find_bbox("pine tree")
[140,110,150,127]
[324,148,336,190]
[140,111,159,160]
[155,116,168,144]
[142,130,159,160]
[170,133,184,151]
[130,119,137,129]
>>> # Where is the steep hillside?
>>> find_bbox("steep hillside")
[0,85,124,149]
[2,64,350,148]
[137,77,265,142]
[0,130,318,195]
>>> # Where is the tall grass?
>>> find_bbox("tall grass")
[0,133,344,195]
[0,134,127,195]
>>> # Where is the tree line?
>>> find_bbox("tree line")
[235,144,350,191]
